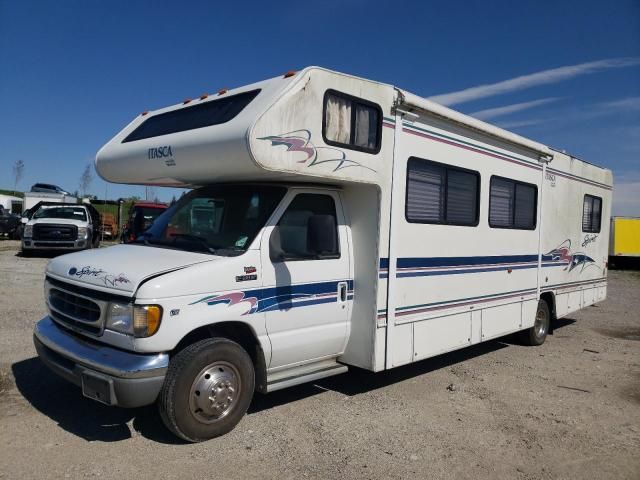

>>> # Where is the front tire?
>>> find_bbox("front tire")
[158,338,255,442]
[520,299,550,346]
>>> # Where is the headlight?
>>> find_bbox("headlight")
[106,302,133,334]
[106,302,162,338]
[24,225,33,238]
[77,227,88,238]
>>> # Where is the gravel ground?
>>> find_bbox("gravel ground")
[0,239,638,479]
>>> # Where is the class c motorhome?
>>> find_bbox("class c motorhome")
[33,67,613,442]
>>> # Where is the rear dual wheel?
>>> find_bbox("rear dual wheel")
[520,299,550,346]
[158,338,255,442]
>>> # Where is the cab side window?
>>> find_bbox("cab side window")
[270,194,340,261]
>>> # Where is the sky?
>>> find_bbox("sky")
[1,0,639,213]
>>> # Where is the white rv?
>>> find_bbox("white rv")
[33,67,612,442]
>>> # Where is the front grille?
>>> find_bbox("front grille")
[33,224,78,241]
[50,289,101,322]
[34,242,76,248]
[46,281,107,336]
[49,310,102,335]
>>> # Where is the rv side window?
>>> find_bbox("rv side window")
[489,176,537,230]
[582,194,602,233]
[122,89,261,143]
[323,90,382,154]
[405,157,479,226]
[271,194,339,261]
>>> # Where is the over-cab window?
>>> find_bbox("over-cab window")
[489,176,537,230]
[122,89,261,143]
[582,194,602,233]
[323,90,382,154]
[405,158,480,226]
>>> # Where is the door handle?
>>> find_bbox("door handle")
[338,282,347,302]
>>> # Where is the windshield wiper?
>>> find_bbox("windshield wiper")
[170,234,217,254]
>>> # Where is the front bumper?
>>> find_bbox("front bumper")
[22,238,88,250]
[34,317,168,408]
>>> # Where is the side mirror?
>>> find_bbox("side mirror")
[307,215,337,256]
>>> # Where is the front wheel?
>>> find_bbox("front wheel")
[520,299,550,346]
[158,338,255,442]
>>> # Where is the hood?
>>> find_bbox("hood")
[29,217,88,227]
[46,244,215,295]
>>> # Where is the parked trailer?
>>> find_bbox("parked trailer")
[609,216,640,268]
[23,191,77,212]
[0,193,23,214]
[33,67,612,442]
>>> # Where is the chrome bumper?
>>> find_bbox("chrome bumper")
[34,317,168,407]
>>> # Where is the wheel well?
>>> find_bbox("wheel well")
[540,292,556,334]
[172,322,268,393]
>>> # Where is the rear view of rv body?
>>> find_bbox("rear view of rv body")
[35,67,611,441]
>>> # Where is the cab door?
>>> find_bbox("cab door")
[260,190,352,368]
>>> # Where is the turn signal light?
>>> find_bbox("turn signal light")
[133,305,162,337]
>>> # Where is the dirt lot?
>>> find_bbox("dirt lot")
[0,239,638,479]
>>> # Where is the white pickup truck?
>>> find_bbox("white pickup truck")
[22,203,100,255]
[33,67,611,443]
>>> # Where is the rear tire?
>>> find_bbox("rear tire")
[520,299,550,346]
[158,338,255,442]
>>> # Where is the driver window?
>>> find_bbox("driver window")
[272,194,339,260]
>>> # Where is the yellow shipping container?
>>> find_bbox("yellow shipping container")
[610,217,640,257]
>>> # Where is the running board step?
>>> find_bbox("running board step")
[266,363,348,392]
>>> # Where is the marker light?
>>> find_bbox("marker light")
[200,93,209,100]
[217,88,228,95]
[183,98,192,104]
[283,70,296,78]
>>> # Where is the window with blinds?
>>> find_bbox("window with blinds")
[489,176,537,230]
[405,157,479,226]
[582,194,602,233]
[323,90,382,154]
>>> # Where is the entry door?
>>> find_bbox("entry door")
[260,190,351,369]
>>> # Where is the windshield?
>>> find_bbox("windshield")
[33,206,87,221]
[138,185,286,255]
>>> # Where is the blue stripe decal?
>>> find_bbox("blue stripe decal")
[191,279,354,315]
[379,255,570,278]
[397,254,538,268]
[258,295,337,312]
[396,263,567,278]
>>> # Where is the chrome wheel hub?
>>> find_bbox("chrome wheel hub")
[189,362,240,423]
[534,308,548,338]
